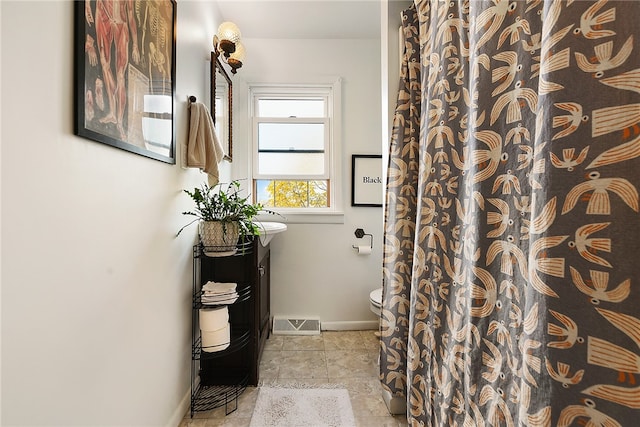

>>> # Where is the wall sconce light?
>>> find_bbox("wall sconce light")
[213,21,245,74]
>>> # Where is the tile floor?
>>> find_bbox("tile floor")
[180,330,408,427]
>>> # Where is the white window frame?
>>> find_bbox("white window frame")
[249,80,343,223]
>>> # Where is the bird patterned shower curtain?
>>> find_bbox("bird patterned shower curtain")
[380,1,640,425]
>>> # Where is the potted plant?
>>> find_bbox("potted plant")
[177,180,274,254]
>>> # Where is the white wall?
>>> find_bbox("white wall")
[1,1,226,425]
[233,36,384,328]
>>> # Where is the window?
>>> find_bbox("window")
[250,82,342,217]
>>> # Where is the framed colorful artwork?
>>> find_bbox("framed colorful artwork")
[352,154,383,207]
[74,0,177,164]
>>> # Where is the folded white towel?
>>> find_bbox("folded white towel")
[202,281,237,294]
[201,292,239,305]
[202,292,238,300]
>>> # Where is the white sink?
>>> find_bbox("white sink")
[254,221,287,246]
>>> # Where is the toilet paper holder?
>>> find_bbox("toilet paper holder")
[352,228,373,250]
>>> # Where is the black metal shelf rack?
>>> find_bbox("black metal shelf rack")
[189,239,255,417]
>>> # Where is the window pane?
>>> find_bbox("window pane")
[215,96,223,118]
[258,152,325,175]
[256,180,329,208]
[258,99,324,117]
[258,123,324,151]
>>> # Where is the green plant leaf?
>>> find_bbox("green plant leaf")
[176,180,281,240]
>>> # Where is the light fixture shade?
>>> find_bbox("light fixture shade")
[228,42,245,73]
[230,42,246,62]
[217,21,241,44]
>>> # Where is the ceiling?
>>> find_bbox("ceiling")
[214,0,381,40]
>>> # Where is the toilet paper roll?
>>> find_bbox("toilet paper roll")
[356,245,372,255]
[201,323,230,352]
[199,307,229,331]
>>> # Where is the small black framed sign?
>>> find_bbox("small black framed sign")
[351,154,383,207]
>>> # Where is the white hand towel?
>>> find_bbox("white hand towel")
[186,102,225,186]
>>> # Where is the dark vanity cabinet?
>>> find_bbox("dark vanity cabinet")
[256,243,270,363]
[189,238,270,416]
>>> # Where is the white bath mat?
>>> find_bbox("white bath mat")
[249,387,356,427]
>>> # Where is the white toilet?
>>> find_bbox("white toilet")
[369,287,383,316]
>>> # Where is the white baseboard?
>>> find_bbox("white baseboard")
[320,320,379,331]
[168,386,191,427]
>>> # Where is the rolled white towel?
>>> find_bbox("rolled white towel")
[199,307,229,331]
[201,323,230,352]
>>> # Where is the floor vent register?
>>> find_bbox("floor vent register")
[272,316,321,335]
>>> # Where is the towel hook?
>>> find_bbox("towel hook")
[352,228,373,250]
[188,95,197,103]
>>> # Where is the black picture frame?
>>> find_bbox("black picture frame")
[74,0,177,164]
[351,154,383,207]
